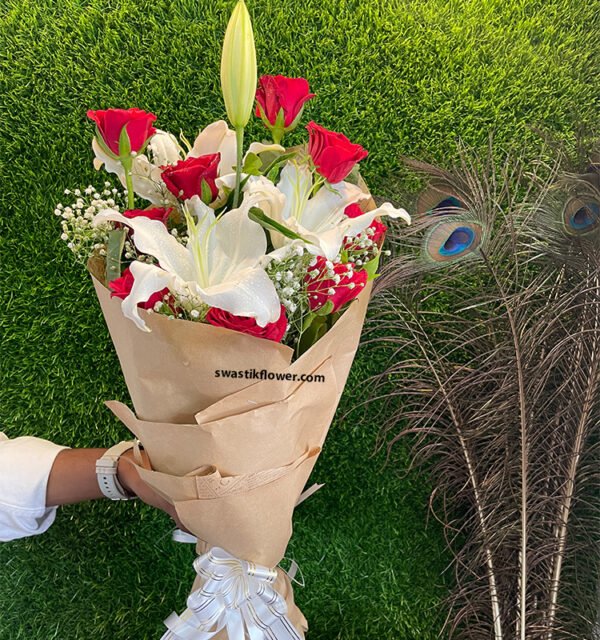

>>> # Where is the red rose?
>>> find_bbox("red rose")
[122,207,172,225]
[205,304,288,342]
[305,255,368,312]
[255,75,315,129]
[109,267,169,310]
[87,108,157,156]
[306,121,368,184]
[343,203,387,249]
[161,154,220,202]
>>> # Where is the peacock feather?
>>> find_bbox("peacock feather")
[359,143,600,639]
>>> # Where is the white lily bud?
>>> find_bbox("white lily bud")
[220,0,257,129]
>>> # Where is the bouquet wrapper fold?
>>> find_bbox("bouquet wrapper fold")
[88,244,374,638]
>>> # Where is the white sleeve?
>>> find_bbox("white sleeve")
[0,432,70,542]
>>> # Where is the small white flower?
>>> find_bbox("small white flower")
[190,309,200,319]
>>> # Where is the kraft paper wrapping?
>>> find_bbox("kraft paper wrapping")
[88,194,376,638]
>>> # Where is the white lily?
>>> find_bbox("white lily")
[92,195,281,332]
[219,162,411,261]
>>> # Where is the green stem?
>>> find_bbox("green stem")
[124,161,135,210]
[233,126,244,209]
[272,128,284,146]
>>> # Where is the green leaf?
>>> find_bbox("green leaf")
[242,152,263,176]
[263,151,298,182]
[301,311,316,332]
[296,313,327,356]
[363,250,381,281]
[105,228,127,284]
[118,125,131,158]
[200,178,213,205]
[93,129,118,160]
[271,108,286,145]
[248,207,314,244]
[314,299,334,316]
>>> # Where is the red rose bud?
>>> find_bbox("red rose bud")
[306,121,368,184]
[161,154,220,202]
[122,207,172,225]
[305,255,368,312]
[205,304,288,342]
[255,75,315,133]
[109,267,170,310]
[87,108,157,157]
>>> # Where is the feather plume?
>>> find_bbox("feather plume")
[358,143,600,639]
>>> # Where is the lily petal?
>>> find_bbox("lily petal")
[301,225,348,261]
[92,138,173,205]
[148,130,182,166]
[343,201,411,237]
[189,120,237,176]
[122,261,176,332]
[246,142,285,157]
[192,265,281,327]
[277,163,313,224]
[93,210,195,281]
[208,204,267,285]
[302,180,369,233]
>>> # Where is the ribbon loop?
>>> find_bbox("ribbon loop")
[162,547,302,640]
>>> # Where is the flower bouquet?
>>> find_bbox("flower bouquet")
[56,1,410,637]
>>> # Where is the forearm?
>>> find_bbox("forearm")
[45,447,138,506]
[43,447,185,530]
[45,448,108,506]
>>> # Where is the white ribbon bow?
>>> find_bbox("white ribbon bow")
[161,547,302,640]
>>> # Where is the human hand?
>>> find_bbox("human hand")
[117,448,189,533]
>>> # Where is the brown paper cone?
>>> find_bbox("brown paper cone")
[89,194,376,638]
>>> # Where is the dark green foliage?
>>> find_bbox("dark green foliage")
[0,0,597,637]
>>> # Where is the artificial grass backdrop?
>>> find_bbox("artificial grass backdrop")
[0,0,597,638]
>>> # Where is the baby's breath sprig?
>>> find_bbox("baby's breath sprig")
[151,288,210,323]
[265,245,314,343]
[342,227,381,268]
[55,182,126,263]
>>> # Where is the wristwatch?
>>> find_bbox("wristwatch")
[95,441,137,500]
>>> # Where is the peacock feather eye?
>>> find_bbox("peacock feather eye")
[417,186,467,216]
[562,197,600,236]
[422,217,485,264]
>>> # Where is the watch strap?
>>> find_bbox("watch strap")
[96,441,136,501]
